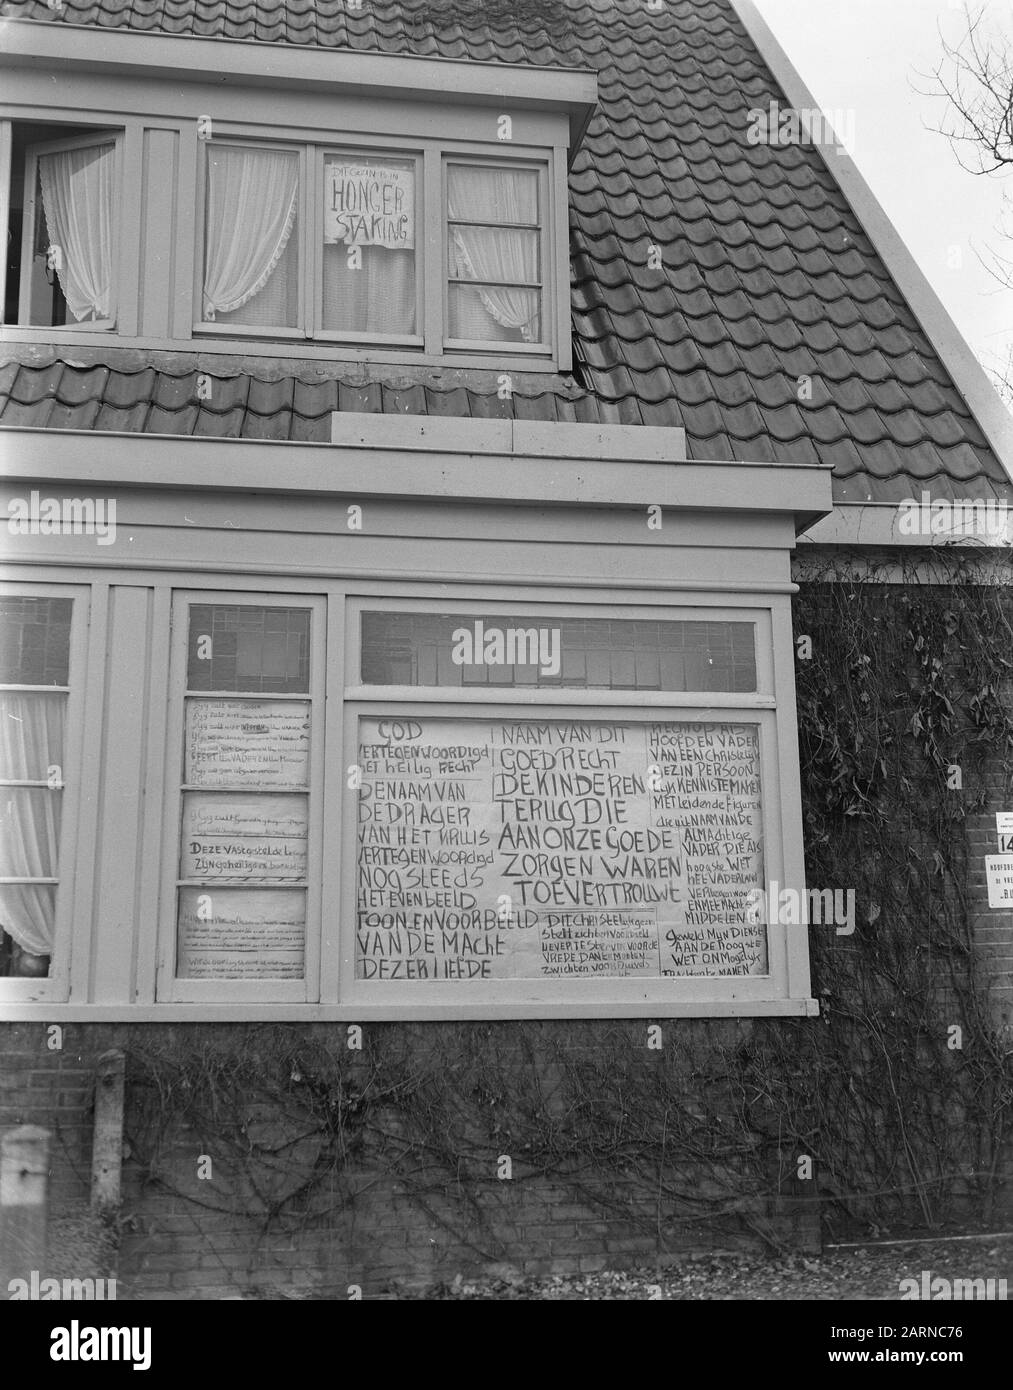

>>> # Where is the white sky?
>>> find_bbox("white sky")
[751,0,1013,388]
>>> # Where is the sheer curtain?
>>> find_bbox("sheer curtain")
[203,147,299,325]
[321,158,416,335]
[322,245,415,335]
[0,692,64,960]
[447,166,541,342]
[38,143,116,323]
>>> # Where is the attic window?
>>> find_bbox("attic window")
[446,161,546,348]
[3,124,120,329]
[322,154,418,337]
[194,138,553,357]
[201,143,301,330]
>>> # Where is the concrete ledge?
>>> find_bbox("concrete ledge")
[331,412,688,462]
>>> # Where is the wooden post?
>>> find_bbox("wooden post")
[0,1125,51,1289]
[91,1049,126,1215]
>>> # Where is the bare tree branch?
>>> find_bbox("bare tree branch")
[914,2,1013,175]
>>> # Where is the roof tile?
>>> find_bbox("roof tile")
[0,0,1005,502]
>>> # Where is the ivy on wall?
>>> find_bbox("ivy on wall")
[123,561,1013,1272]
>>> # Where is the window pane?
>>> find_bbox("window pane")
[0,596,70,979]
[177,887,305,979]
[0,885,55,977]
[360,613,757,692]
[448,284,541,342]
[0,597,72,685]
[447,165,538,225]
[448,226,539,283]
[202,145,299,329]
[0,692,65,780]
[187,606,310,694]
[185,699,310,788]
[180,792,307,881]
[446,164,543,345]
[0,787,61,878]
[322,156,416,335]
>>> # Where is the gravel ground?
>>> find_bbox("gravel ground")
[405,1234,1013,1299]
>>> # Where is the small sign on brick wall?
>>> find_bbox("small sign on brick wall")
[985,855,1013,909]
[996,812,1013,855]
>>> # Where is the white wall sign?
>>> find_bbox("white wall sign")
[996,812,1013,854]
[985,855,1013,910]
[324,164,415,248]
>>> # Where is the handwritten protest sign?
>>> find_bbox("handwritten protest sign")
[355,717,767,982]
[324,164,414,248]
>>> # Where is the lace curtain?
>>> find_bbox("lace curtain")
[0,692,64,960]
[38,143,116,323]
[447,166,541,342]
[203,146,299,326]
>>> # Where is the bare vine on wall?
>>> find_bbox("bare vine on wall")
[123,559,1013,1274]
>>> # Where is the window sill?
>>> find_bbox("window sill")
[0,998,821,1021]
[0,326,563,373]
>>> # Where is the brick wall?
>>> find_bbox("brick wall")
[2,1019,815,1299]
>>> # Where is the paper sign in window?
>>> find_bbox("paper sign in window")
[181,792,307,880]
[185,699,310,788]
[324,164,415,249]
[177,887,305,979]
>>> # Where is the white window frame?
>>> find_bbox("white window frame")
[191,138,310,341]
[190,132,557,361]
[0,581,89,1005]
[157,589,327,1004]
[443,155,551,355]
[337,593,808,1016]
[19,130,122,332]
[311,143,425,348]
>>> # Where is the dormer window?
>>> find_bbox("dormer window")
[1,29,595,368]
[193,139,550,353]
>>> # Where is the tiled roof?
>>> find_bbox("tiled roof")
[1,0,1010,506]
[0,355,605,436]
